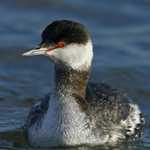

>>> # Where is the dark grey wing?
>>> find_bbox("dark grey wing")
[86,82,144,138]
[86,82,130,126]
[25,94,50,128]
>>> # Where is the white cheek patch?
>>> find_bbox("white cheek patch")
[49,40,93,71]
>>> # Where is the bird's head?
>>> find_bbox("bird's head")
[23,20,93,71]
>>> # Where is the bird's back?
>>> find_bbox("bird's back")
[86,82,144,141]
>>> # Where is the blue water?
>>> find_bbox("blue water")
[0,0,150,149]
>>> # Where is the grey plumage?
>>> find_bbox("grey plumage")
[25,94,50,128]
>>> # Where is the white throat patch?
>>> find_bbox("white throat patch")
[47,40,93,71]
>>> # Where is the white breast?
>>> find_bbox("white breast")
[27,94,143,147]
[27,94,105,147]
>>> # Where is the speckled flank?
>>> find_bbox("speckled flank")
[120,104,145,139]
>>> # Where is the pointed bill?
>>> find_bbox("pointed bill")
[22,47,47,56]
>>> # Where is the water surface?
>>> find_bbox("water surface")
[0,0,150,149]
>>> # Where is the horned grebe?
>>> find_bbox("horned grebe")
[23,20,144,147]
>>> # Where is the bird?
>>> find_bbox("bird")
[23,20,145,148]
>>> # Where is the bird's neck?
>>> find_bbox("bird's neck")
[54,65,90,99]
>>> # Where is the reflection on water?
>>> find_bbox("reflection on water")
[0,0,150,150]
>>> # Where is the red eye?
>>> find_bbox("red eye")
[57,41,65,48]
[46,41,65,52]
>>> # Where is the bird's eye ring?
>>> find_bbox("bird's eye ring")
[57,41,65,48]
[46,41,65,52]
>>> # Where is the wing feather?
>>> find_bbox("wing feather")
[25,94,50,128]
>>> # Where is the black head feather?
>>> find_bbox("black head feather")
[41,20,90,46]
